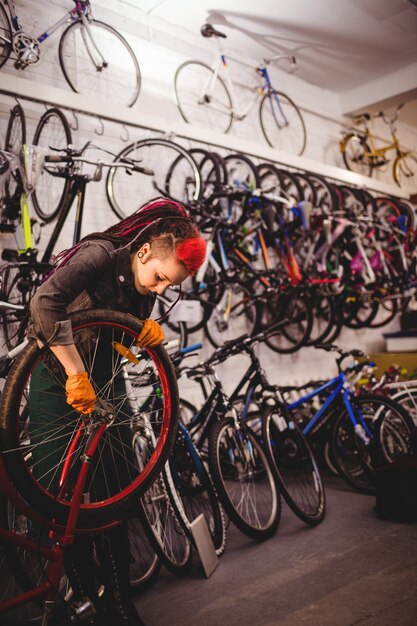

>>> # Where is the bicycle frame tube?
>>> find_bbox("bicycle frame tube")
[212,39,260,119]
[14,192,33,253]
[291,373,373,438]
[41,177,86,264]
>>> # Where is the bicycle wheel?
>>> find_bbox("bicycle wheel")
[163,423,227,556]
[341,132,373,177]
[263,291,313,354]
[389,388,417,427]
[208,417,281,540]
[393,152,417,192]
[0,310,178,528]
[174,61,233,134]
[330,395,408,494]
[139,470,193,576]
[5,104,26,199]
[306,293,339,346]
[188,148,226,197]
[31,108,72,223]
[106,139,201,220]
[59,19,140,107]
[204,283,261,348]
[224,153,260,191]
[0,3,12,69]
[372,396,415,464]
[0,493,43,624]
[127,516,161,593]
[0,264,35,350]
[262,406,325,525]
[259,91,306,156]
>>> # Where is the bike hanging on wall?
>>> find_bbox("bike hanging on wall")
[174,23,307,156]
[0,0,141,107]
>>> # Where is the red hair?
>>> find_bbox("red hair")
[176,237,207,274]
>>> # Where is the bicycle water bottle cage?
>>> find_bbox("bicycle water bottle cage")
[201,23,227,38]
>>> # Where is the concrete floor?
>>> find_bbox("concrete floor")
[136,475,417,626]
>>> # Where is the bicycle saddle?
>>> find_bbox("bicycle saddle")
[201,23,227,38]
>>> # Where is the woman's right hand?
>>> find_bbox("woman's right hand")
[66,372,96,414]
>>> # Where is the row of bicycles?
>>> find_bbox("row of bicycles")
[0,103,416,623]
[1,103,416,354]
[1,314,415,623]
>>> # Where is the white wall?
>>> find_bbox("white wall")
[0,0,409,392]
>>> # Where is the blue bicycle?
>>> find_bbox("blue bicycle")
[174,23,307,155]
[284,344,414,494]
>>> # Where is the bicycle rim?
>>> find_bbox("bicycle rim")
[139,471,192,575]
[0,3,12,69]
[106,139,201,220]
[0,310,178,527]
[262,407,325,525]
[5,103,26,200]
[31,108,72,223]
[174,61,233,133]
[127,515,161,592]
[209,417,281,540]
[164,427,226,556]
[204,284,260,348]
[259,91,306,156]
[59,19,140,107]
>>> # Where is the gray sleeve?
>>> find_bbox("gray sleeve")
[29,241,114,345]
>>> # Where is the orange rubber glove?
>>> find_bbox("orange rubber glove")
[137,319,165,348]
[65,371,96,414]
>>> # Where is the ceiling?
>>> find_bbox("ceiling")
[141,0,417,127]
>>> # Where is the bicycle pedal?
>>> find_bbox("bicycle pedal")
[370,158,388,167]
[70,597,97,622]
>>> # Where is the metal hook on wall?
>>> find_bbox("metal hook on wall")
[120,124,130,142]
[94,117,104,136]
[69,110,79,132]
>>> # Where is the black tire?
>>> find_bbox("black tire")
[204,283,261,348]
[305,173,338,215]
[59,19,140,107]
[188,148,226,196]
[139,470,193,576]
[259,91,306,156]
[208,417,281,540]
[339,293,378,330]
[0,310,178,528]
[174,60,233,133]
[393,152,417,192]
[367,297,398,329]
[306,293,339,346]
[372,396,415,464]
[0,493,44,624]
[389,388,417,428]
[224,153,260,191]
[106,139,201,220]
[127,516,161,594]
[163,423,227,556]
[341,132,373,177]
[263,291,313,354]
[330,395,408,494]
[32,108,72,222]
[330,402,375,495]
[0,264,33,350]
[5,103,26,200]
[0,3,12,69]
[262,406,325,525]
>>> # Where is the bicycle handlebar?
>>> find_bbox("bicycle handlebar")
[263,54,298,74]
[45,154,154,176]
